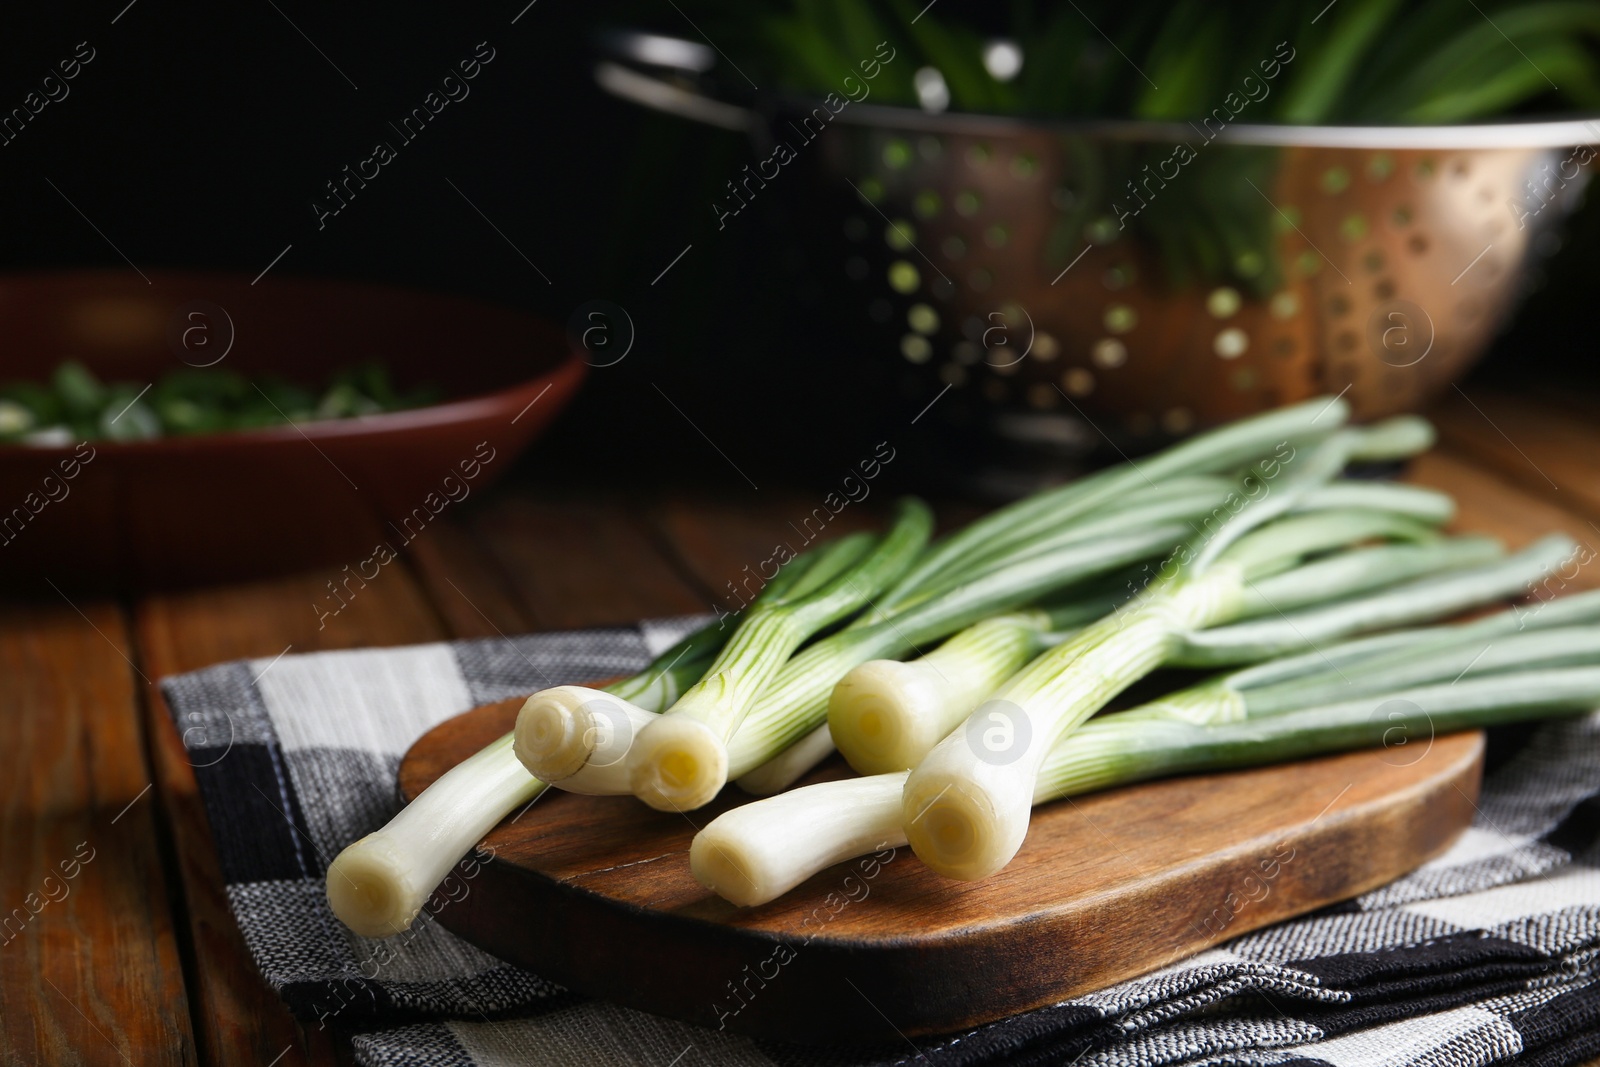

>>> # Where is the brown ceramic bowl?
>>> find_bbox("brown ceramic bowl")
[0,270,585,591]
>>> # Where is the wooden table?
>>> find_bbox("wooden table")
[4,387,1599,1065]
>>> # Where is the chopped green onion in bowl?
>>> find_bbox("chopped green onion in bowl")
[0,360,440,445]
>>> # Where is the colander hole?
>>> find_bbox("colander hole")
[1231,367,1257,391]
[1341,214,1369,241]
[1364,250,1386,273]
[1207,287,1242,318]
[1162,408,1195,434]
[1329,295,1351,317]
[984,225,1010,249]
[1214,329,1249,359]
[869,299,893,323]
[883,139,913,169]
[1337,330,1359,352]
[953,341,980,365]
[888,261,920,293]
[1011,154,1038,179]
[886,221,916,251]
[939,363,967,387]
[955,190,982,216]
[1052,187,1078,211]
[1374,279,1396,300]
[1273,205,1303,233]
[908,304,939,334]
[1393,205,1414,226]
[918,135,942,161]
[845,257,868,281]
[1027,384,1057,409]
[914,190,943,218]
[982,379,1006,403]
[943,236,968,260]
[1408,234,1429,255]
[966,143,993,167]
[1367,154,1395,182]
[1270,291,1300,319]
[844,217,868,240]
[1033,332,1060,361]
[1274,337,1296,357]
[901,334,932,363]
[1085,216,1120,245]
[1297,251,1323,276]
[1092,338,1127,368]
[1235,251,1266,278]
[1104,305,1137,333]
[1416,159,1436,180]
[1321,167,1351,194]
[859,177,885,202]
[968,268,994,291]
[1061,367,1094,397]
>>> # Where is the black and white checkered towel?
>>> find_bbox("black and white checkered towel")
[161,617,1600,1067]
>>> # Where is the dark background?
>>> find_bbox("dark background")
[2,1,1594,490]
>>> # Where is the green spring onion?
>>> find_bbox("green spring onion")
[625,499,934,812]
[900,429,1572,880]
[696,643,1600,906]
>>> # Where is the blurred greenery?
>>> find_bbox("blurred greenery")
[700,0,1600,122]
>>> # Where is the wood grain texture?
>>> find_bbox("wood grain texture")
[0,599,196,1066]
[399,700,1483,1043]
[647,490,886,613]
[1430,389,1600,523]
[470,491,710,629]
[404,514,536,639]
[1405,451,1600,592]
[134,561,449,1067]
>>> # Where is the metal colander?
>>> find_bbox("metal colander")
[600,33,1599,443]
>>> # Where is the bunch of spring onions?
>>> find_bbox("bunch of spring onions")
[517,397,1451,813]
[696,588,1600,906]
[897,418,1582,880]
[325,396,1596,936]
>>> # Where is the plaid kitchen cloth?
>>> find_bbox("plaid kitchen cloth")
[162,616,1600,1067]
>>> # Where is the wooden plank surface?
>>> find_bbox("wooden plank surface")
[648,490,886,613]
[1431,390,1600,525]
[1408,450,1600,584]
[471,491,711,629]
[0,599,196,1066]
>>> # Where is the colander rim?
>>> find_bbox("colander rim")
[768,99,1600,150]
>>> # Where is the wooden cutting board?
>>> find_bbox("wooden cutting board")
[399,699,1482,1043]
